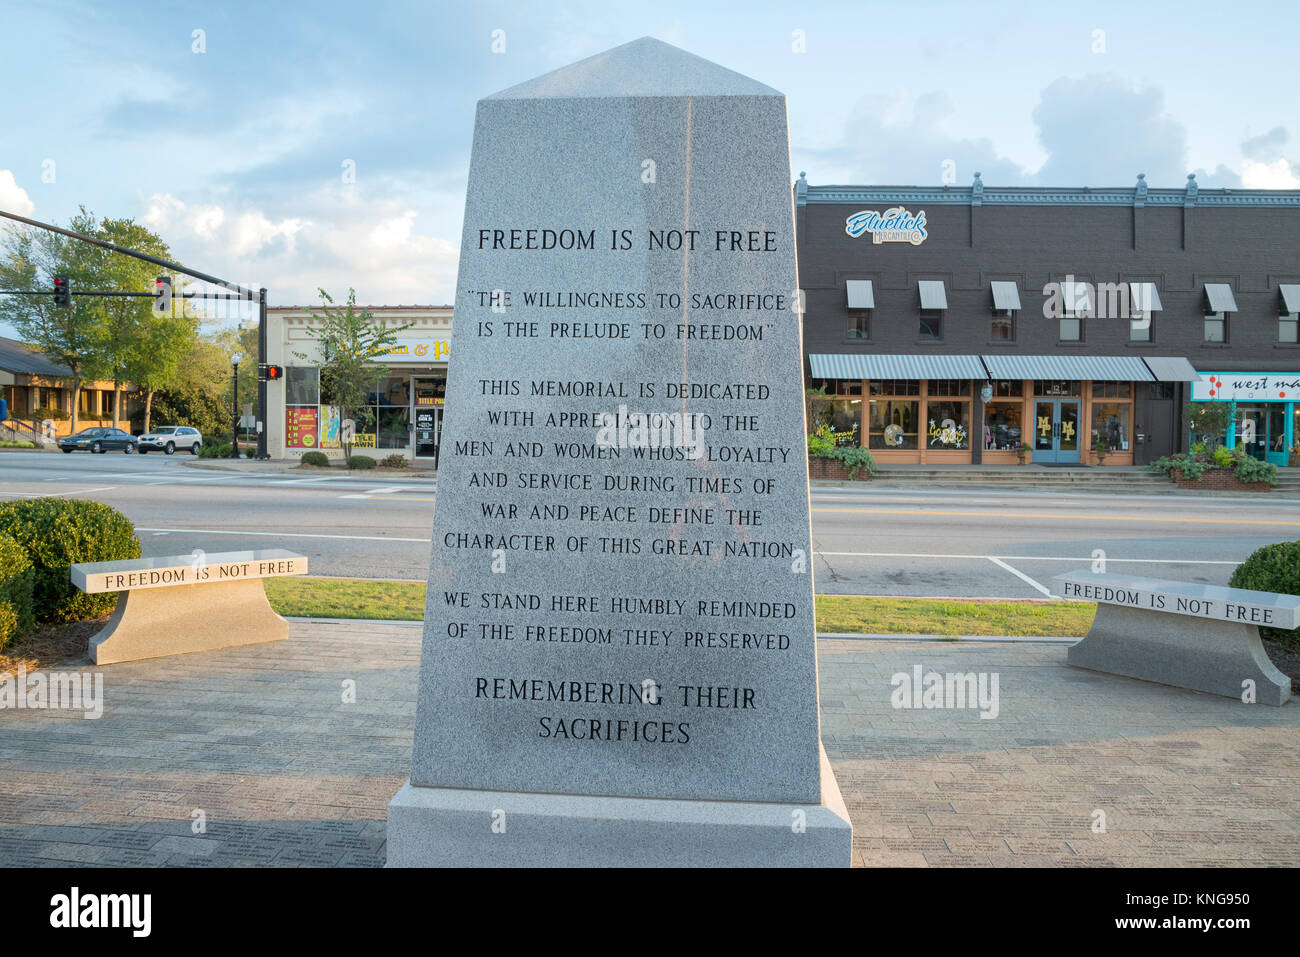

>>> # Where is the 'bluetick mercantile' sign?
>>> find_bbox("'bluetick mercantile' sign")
[1192,372,1300,402]
[845,206,928,245]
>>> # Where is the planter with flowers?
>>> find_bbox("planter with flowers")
[1145,443,1278,491]
[807,424,878,481]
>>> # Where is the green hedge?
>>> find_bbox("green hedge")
[0,532,34,649]
[1229,540,1300,647]
[0,498,140,622]
[349,455,376,470]
[300,451,329,467]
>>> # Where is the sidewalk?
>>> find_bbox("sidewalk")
[1,621,1296,867]
[182,459,437,481]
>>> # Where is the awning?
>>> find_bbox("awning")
[1142,357,1199,382]
[1129,282,1163,312]
[1280,284,1300,314]
[1205,283,1238,313]
[845,280,874,310]
[918,280,947,310]
[980,354,1155,382]
[990,281,1021,311]
[809,354,987,380]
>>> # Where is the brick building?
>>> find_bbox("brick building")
[795,172,1300,466]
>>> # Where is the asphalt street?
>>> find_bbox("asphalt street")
[1,449,1297,599]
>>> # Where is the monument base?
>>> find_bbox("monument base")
[386,745,852,867]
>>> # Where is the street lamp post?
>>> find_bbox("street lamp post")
[230,353,242,458]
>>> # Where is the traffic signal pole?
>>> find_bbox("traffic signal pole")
[0,208,272,459]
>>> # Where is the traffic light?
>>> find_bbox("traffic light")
[262,364,284,382]
[153,276,172,316]
[52,276,71,308]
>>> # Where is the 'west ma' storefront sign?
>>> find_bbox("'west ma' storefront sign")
[1192,372,1300,401]
[845,207,928,245]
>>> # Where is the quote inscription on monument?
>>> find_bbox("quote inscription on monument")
[400,39,843,828]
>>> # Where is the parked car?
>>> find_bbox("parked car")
[137,425,203,455]
[58,427,137,454]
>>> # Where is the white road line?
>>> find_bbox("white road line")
[813,550,1237,564]
[338,494,372,499]
[0,486,117,498]
[135,526,431,543]
[987,557,1053,597]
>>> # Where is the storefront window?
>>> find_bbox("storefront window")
[869,400,919,450]
[926,400,970,449]
[868,379,920,396]
[984,404,1023,451]
[927,380,971,397]
[1034,380,1081,396]
[1094,382,1131,398]
[1092,403,1130,452]
[286,366,320,405]
[991,380,1023,398]
[809,397,862,445]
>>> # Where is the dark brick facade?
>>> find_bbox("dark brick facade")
[794,176,1300,462]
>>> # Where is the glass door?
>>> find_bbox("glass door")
[1033,399,1080,463]
[412,376,443,464]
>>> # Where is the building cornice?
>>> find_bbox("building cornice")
[795,171,1300,208]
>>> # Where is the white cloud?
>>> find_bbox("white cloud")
[1241,158,1300,189]
[136,187,458,313]
[0,170,35,217]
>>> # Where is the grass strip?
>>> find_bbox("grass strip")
[264,577,1095,636]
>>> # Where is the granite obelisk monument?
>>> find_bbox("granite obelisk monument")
[386,37,852,866]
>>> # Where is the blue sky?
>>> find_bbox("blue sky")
[1,0,1297,329]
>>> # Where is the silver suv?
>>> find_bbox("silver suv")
[137,425,203,455]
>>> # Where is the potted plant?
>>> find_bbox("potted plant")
[1289,444,1300,469]
[1093,434,1108,465]
[1015,441,1027,465]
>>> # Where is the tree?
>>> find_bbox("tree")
[88,217,196,430]
[134,335,231,439]
[0,208,110,433]
[298,289,411,466]
[1185,401,1231,450]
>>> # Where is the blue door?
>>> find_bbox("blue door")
[1033,399,1080,464]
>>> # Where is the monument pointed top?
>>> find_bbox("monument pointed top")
[486,36,782,100]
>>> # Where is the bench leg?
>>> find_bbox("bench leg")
[91,579,290,665]
[1067,603,1292,706]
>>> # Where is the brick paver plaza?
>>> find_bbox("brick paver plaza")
[1,622,1296,867]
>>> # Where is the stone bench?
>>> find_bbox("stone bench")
[72,549,309,665]
[1054,571,1297,705]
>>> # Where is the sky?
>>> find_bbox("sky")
[1,0,1297,334]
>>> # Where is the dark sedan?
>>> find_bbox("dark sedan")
[58,427,137,454]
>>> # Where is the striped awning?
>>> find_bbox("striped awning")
[1142,357,1199,382]
[1129,282,1163,312]
[1280,284,1300,314]
[990,281,1021,311]
[845,280,875,309]
[918,281,948,310]
[1205,283,1238,313]
[980,354,1155,382]
[809,354,987,380]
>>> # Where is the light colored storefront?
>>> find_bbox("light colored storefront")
[1192,372,1300,466]
[266,305,453,461]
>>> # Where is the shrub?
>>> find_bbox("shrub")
[0,498,140,622]
[32,406,69,421]
[0,441,35,449]
[0,532,35,649]
[1145,448,1278,486]
[1229,540,1300,647]
[349,454,376,470]
[300,451,330,467]
[245,445,256,458]
[196,443,232,459]
[380,454,408,469]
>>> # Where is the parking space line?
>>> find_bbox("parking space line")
[987,557,1053,597]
